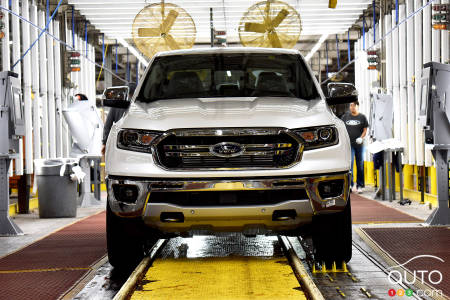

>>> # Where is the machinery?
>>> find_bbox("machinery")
[0,71,24,236]
[62,100,103,207]
[369,93,393,141]
[419,62,450,225]
[238,0,301,48]
[131,2,196,59]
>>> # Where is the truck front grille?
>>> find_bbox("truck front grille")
[153,128,302,170]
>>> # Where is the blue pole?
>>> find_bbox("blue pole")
[85,21,88,58]
[373,0,376,43]
[335,34,340,70]
[395,0,399,24]
[325,40,329,79]
[136,62,139,84]
[102,33,105,63]
[115,40,118,74]
[363,15,366,51]
[46,0,49,22]
[72,6,75,48]
[126,48,130,82]
[347,31,351,63]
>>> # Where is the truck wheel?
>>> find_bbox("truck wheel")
[106,200,155,270]
[312,197,352,266]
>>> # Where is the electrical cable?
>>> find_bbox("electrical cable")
[11,0,63,69]
[321,0,437,86]
[0,5,128,83]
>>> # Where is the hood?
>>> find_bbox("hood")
[119,97,335,131]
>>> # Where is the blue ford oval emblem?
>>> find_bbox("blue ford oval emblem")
[210,142,244,158]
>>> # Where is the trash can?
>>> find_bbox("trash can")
[35,158,79,218]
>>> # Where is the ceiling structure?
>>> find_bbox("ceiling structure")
[68,0,371,63]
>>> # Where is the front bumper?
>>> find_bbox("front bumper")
[107,172,350,234]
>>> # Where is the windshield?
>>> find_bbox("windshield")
[137,53,319,102]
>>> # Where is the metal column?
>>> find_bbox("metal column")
[391,12,401,144]
[415,0,424,166]
[30,1,41,160]
[0,158,23,236]
[441,0,449,64]
[54,20,63,158]
[11,0,23,175]
[398,6,408,163]
[1,0,10,72]
[21,0,33,174]
[406,0,416,166]
[426,149,450,225]
[38,11,49,159]
[47,18,56,158]
[432,0,441,62]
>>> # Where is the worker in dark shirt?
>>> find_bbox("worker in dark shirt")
[102,83,136,155]
[341,100,369,193]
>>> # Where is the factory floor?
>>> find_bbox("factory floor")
[0,188,446,300]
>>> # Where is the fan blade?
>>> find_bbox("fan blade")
[244,22,266,33]
[271,9,289,28]
[161,9,179,33]
[138,27,161,37]
[264,1,271,18]
[165,34,180,50]
[268,31,282,48]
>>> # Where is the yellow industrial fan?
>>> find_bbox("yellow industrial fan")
[131,2,196,58]
[238,0,301,48]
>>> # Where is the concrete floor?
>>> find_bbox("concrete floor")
[360,187,434,221]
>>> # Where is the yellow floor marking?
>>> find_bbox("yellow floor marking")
[0,267,90,274]
[131,256,306,300]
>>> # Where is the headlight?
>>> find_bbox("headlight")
[293,126,338,150]
[117,129,161,153]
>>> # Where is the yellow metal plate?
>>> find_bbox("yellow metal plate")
[131,256,306,300]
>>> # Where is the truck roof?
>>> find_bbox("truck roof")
[154,47,301,57]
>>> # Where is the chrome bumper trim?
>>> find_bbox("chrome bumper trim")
[107,172,351,218]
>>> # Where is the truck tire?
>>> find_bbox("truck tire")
[312,197,352,266]
[106,200,155,270]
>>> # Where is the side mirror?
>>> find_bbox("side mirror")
[102,86,130,108]
[325,83,358,106]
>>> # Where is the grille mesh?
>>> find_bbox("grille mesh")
[155,129,301,169]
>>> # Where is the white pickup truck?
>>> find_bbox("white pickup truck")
[103,47,356,269]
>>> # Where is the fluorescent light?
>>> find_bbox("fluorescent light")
[305,34,329,62]
[116,37,149,67]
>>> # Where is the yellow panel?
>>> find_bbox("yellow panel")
[403,164,414,190]
[403,189,437,207]
[9,198,39,217]
[131,257,306,300]
[429,166,437,195]
[364,161,375,185]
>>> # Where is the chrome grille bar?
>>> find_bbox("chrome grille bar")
[165,150,293,157]
[163,143,293,151]
[152,128,303,170]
